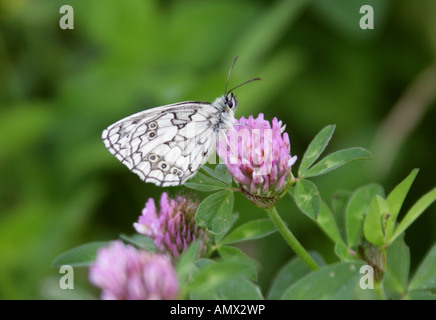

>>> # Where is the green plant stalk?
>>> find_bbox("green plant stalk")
[266,206,320,270]
[374,280,386,300]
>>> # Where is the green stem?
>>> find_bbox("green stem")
[374,281,386,300]
[266,206,320,270]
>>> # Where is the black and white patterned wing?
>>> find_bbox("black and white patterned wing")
[102,102,220,187]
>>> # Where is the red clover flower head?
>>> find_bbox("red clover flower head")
[218,113,297,208]
[89,240,179,300]
[134,192,209,259]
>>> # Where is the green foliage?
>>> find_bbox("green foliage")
[390,188,436,243]
[346,183,385,248]
[383,235,410,299]
[218,246,259,281]
[177,241,201,286]
[298,124,336,176]
[292,125,371,221]
[302,147,372,178]
[201,165,233,185]
[120,234,156,252]
[408,244,436,292]
[298,125,372,180]
[363,195,389,247]
[214,278,264,300]
[186,164,237,234]
[187,260,255,295]
[385,169,419,239]
[317,201,346,249]
[268,252,325,299]
[196,189,234,234]
[293,179,321,219]
[52,242,110,268]
[281,262,365,299]
[1,0,435,300]
[311,170,435,299]
[219,219,277,245]
[184,171,229,192]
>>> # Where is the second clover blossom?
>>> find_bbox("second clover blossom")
[134,192,209,259]
[217,113,297,209]
[89,240,179,300]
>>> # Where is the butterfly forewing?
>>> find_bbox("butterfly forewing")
[102,101,221,187]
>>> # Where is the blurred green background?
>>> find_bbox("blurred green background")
[1,0,435,299]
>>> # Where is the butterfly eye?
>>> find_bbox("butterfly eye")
[225,94,237,109]
[224,99,233,110]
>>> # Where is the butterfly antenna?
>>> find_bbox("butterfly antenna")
[227,77,262,94]
[225,55,239,96]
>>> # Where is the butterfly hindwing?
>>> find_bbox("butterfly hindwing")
[102,102,220,186]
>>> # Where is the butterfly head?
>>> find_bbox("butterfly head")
[224,93,238,111]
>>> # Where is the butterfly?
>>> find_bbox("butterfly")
[102,56,260,187]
